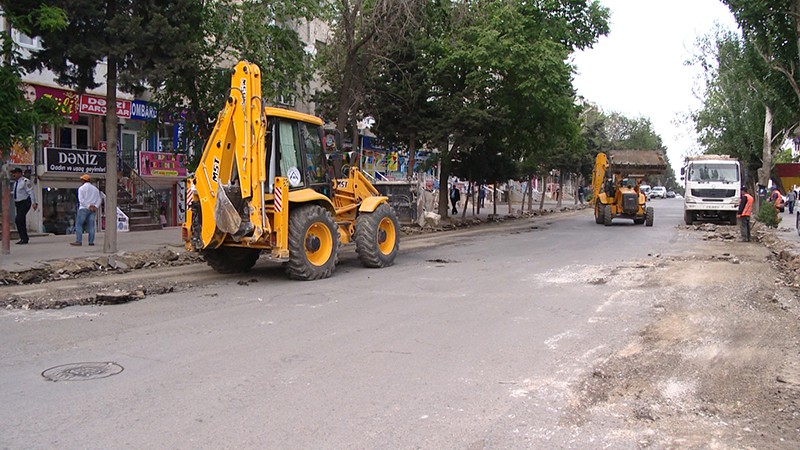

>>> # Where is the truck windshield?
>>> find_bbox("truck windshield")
[688,163,739,183]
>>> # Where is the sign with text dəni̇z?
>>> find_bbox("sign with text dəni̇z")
[45,147,107,174]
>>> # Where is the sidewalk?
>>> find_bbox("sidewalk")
[0,227,185,271]
[0,198,579,272]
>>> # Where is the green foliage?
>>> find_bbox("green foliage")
[3,0,205,93]
[691,28,798,183]
[774,147,794,163]
[152,0,322,153]
[755,200,781,228]
[316,0,609,197]
[0,26,64,157]
[723,0,800,104]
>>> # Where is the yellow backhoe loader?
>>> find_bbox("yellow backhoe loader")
[591,150,667,227]
[182,61,399,280]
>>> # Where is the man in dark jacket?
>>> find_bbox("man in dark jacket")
[450,185,461,215]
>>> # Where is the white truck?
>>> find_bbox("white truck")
[681,155,741,225]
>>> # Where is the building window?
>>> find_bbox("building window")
[277,93,295,107]
[12,29,42,50]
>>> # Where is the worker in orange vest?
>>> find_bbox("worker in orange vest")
[770,187,783,211]
[738,185,755,242]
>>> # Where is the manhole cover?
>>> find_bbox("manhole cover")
[42,362,124,382]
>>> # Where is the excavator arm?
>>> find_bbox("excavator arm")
[192,61,269,249]
[592,152,608,203]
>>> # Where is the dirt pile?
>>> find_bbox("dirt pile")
[565,238,800,448]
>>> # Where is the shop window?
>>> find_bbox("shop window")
[42,188,78,235]
[157,124,174,152]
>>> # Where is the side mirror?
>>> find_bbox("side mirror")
[680,167,685,176]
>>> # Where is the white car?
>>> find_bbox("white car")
[651,186,667,199]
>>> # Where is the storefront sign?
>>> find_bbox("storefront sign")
[10,141,33,165]
[25,84,79,121]
[45,147,107,174]
[131,100,157,120]
[139,151,188,177]
[78,94,132,119]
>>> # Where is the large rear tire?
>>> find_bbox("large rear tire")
[287,204,339,280]
[203,247,261,273]
[355,203,400,268]
[645,206,654,227]
[603,204,613,226]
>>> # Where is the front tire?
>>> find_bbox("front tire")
[287,204,339,280]
[603,204,613,226]
[796,211,800,236]
[203,247,261,273]
[645,206,654,227]
[684,210,694,225]
[356,203,400,268]
[594,201,604,224]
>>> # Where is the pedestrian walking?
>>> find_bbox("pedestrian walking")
[450,184,461,215]
[479,184,486,208]
[737,185,754,242]
[10,167,37,244]
[786,189,796,214]
[72,174,103,246]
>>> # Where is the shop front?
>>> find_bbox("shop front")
[38,147,107,235]
[139,150,188,227]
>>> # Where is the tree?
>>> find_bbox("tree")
[152,0,323,171]
[3,0,204,253]
[691,29,798,190]
[1,7,65,255]
[317,0,427,142]
[422,1,609,217]
[723,1,800,106]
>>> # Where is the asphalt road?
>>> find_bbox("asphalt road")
[0,199,706,448]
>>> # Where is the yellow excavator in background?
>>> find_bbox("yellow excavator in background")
[591,150,667,227]
[182,61,399,280]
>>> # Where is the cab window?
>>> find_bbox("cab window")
[299,122,328,185]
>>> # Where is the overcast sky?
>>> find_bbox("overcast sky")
[571,0,739,176]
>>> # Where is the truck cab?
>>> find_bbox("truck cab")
[682,155,741,225]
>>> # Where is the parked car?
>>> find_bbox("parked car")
[666,190,676,198]
[651,186,667,199]
[640,184,652,200]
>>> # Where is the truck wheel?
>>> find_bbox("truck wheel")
[729,213,738,226]
[645,206,654,227]
[603,204,613,226]
[287,204,339,280]
[796,211,800,236]
[594,201,604,224]
[355,203,400,268]
[203,247,261,273]
[684,210,694,225]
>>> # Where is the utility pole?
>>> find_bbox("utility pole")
[2,17,13,256]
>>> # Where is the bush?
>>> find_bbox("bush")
[755,200,781,228]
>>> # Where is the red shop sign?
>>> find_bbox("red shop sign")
[78,94,132,119]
